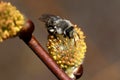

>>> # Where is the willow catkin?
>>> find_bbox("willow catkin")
[0,1,25,42]
[47,25,87,78]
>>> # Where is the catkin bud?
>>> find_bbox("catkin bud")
[0,1,25,42]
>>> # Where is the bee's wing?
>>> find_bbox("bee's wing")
[39,14,61,23]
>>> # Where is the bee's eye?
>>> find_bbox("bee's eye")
[47,27,55,34]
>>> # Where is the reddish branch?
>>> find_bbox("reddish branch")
[19,20,83,80]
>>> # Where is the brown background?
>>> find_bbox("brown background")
[0,0,120,80]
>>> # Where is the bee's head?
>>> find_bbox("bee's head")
[39,14,61,34]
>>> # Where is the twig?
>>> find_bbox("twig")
[19,20,73,80]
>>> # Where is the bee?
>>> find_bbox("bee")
[39,14,87,79]
[39,14,74,38]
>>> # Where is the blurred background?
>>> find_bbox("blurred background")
[0,0,120,80]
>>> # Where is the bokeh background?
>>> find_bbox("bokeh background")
[0,0,120,80]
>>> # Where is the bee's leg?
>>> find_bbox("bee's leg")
[73,38,77,46]
[73,32,80,46]
[76,32,80,39]
[54,35,58,39]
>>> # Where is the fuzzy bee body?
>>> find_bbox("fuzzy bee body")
[39,14,87,79]
[40,14,74,38]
